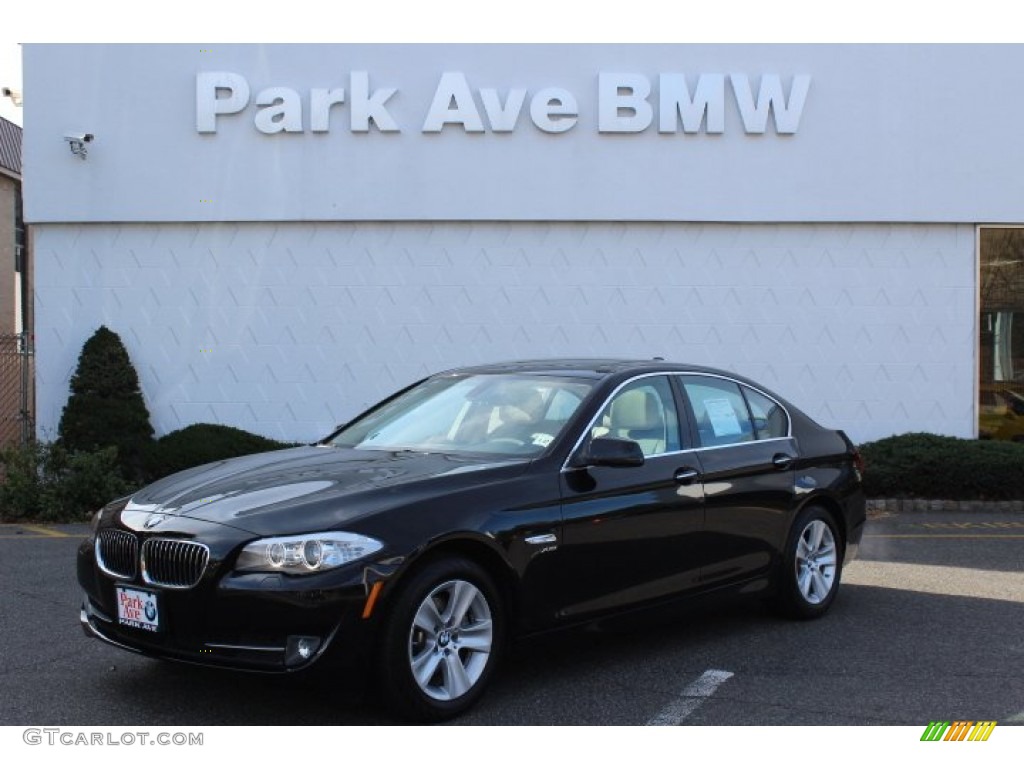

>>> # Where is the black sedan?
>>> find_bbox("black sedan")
[79,359,865,721]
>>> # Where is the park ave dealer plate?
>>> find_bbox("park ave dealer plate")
[116,586,160,632]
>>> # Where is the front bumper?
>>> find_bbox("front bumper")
[78,525,391,673]
[79,594,353,671]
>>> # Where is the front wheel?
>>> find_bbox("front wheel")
[775,506,843,619]
[378,557,503,722]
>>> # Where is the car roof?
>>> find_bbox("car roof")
[431,358,821,433]
[436,358,755,381]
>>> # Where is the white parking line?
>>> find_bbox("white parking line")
[646,669,734,726]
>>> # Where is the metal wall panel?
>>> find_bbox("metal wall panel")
[34,221,975,444]
[22,44,1024,224]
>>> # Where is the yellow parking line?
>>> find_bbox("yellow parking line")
[918,522,1024,529]
[864,534,1024,539]
[6,524,72,538]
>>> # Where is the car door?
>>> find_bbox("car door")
[677,374,798,586]
[556,375,706,621]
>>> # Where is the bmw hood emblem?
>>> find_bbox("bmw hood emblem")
[144,514,167,530]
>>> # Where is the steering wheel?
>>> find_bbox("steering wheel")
[486,437,526,446]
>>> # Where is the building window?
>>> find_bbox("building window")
[979,227,1024,441]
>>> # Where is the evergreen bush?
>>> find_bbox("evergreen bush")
[146,423,293,480]
[57,326,153,481]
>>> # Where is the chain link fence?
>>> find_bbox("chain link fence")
[0,332,34,447]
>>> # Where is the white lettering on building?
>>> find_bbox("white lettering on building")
[196,71,250,133]
[422,73,577,133]
[196,71,810,136]
[349,72,400,132]
[600,72,810,135]
[598,73,653,133]
[197,71,400,134]
[422,72,487,132]
[729,73,811,134]
[658,73,725,134]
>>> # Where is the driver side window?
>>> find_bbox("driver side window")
[592,376,682,457]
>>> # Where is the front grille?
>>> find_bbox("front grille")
[141,539,210,589]
[96,530,138,580]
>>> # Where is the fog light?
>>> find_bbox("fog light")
[285,635,321,667]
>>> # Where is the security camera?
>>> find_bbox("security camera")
[64,133,95,159]
[1,87,22,106]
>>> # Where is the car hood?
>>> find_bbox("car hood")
[121,446,529,536]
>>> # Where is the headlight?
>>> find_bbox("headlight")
[235,532,384,574]
[89,509,103,534]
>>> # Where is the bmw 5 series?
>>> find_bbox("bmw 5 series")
[79,359,866,721]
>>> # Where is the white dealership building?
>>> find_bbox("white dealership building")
[21,44,1024,443]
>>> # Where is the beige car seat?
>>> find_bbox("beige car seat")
[607,388,667,455]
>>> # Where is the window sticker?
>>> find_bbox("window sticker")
[531,433,554,448]
[704,398,742,437]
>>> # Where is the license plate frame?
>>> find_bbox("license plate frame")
[115,585,161,633]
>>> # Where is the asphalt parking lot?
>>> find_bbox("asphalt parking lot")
[0,511,1021,726]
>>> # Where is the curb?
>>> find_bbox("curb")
[867,499,1024,513]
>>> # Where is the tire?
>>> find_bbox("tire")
[775,506,844,620]
[378,557,504,722]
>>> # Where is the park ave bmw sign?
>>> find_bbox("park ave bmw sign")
[196,71,811,136]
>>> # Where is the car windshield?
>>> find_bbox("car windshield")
[328,374,596,456]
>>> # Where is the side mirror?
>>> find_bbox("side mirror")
[573,437,645,468]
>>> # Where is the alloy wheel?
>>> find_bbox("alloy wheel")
[794,519,837,604]
[407,578,494,701]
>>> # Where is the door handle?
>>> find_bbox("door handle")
[674,467,701,485]
[772,453,795,470]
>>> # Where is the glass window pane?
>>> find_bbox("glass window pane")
[681,376,755,447]
[743,386,789,440]
[591,376,682,456]
[330,374,594,456]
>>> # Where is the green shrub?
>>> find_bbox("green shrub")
[58,326,153,482]
[0,441,131,522]
[860,432,1024,500]
[10,324,300,520]
[0,422,293,522]
[0,441,47,520]
[43,446,132,521]
[146,423,293,480]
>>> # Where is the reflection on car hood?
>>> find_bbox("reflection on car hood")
[123,446,528,535]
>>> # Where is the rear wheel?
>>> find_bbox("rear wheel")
[378,557,503,722]
[775,506,843,619]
